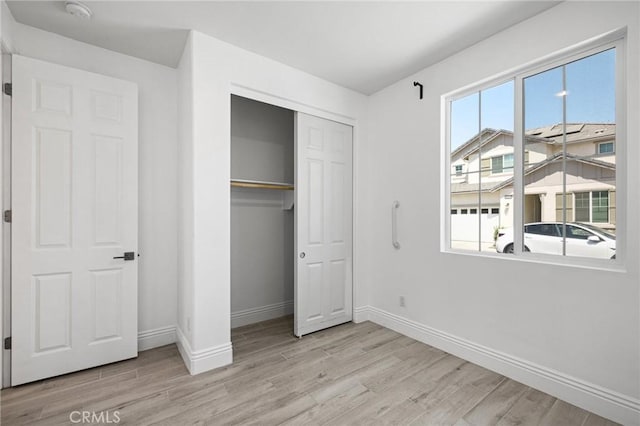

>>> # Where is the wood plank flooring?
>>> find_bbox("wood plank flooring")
[1,316,618,425]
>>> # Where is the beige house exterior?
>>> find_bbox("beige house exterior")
[450,123,616,244]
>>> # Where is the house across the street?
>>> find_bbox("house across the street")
[450,123,616,250]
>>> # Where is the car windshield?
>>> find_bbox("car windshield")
[575,223,616,240]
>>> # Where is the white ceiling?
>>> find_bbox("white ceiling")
[6,1,560,94]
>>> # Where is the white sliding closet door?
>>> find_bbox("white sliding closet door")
[295,113,352,337]
[11,55,138,385]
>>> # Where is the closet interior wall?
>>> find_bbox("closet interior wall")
[230,95,294,328]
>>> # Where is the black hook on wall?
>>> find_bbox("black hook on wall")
[413,81,423,100]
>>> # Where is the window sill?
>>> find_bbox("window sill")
[441,247,626,273]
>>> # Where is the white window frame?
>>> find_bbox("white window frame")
[441,30,626,271]
[491,153,514,174]
[574,191,610,224]
[597,141,615,154]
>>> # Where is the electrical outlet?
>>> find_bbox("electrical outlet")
[399,296,406,307]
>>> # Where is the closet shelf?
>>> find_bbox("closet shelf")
[231,179,294,191]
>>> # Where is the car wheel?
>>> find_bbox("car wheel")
[504,244,528,254]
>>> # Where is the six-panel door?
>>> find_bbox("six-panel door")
[295,113,353,337]
[11,55,138,385]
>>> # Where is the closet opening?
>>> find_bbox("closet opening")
[230,95,296,345]
[230,92,355,355]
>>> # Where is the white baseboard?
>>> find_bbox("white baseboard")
[137,326,176,351]
[361,305,639,426]
[353,305,370,323]
[231,300,293,328]
[175,327,232,375]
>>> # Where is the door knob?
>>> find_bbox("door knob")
[113,252,135,261]
[299,252,306,259]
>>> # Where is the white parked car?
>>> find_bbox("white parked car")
[496,222,616,259]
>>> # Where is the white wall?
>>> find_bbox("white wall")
[177,33,194,350]
[1,2,12,52]
[231,95,294,184]
[231,96,294,327]
[363,2,639,424]
[7,21,179,350]
[177,29,368,373]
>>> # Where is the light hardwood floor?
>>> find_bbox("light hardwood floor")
[1,317,618,425]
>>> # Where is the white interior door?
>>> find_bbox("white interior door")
[11,55,138,385]
[295,113,352,337]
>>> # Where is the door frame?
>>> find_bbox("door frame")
[227,83,360,338]
[1,48,11,389]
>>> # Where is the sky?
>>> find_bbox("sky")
[450,48,616,150]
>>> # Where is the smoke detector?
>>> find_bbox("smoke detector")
[65,1,92,19]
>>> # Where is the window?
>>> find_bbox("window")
[575,192,590,222]
[592,191,609,223]
[449,80,514,252]
[525,223,560,237]
[451,209,458,215]
[566,225,594,240]
[455,165,463,175]
[503,154,514,171]
[446,35,621,263]
[523,47,616,259]
[491,156,502,174]
[491,154,514,174]
[575,191,609,223]
[598,142,614,154]
[461,209,468,214]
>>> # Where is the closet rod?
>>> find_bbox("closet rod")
[230,179,294,191]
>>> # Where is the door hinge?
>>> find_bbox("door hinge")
[3,83,11,96]
[4,337,11,350]
[3,210,11,223]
